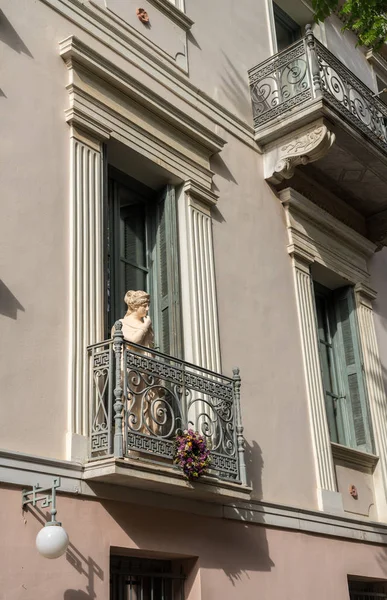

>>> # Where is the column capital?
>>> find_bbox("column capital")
[287,244,315,273]
[355,282,377,307]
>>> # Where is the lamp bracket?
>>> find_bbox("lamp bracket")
[22,477,61,524]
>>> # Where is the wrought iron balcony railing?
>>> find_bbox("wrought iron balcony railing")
[87,321,247,485]
[248,27,387,154]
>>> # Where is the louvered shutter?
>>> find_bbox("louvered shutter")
[333,287,373,453]
[155,186,182,357]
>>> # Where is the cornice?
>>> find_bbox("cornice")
[145,0,194,30]
[60,36,226,156]
[3,449,387,545]
[280,187,377,260]
[40,0,255,147]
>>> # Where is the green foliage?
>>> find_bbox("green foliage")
[312,0,387,49]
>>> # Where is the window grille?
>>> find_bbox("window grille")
[110,556,185,600]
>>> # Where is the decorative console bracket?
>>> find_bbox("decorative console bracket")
[263,121,335,185]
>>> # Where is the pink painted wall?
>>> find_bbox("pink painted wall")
[2,485,387,599]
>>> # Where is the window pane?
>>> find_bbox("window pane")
[273,3,301,52]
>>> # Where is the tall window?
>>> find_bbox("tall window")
[110,556,185,600]
[273,3,302,52]
[107,167,182,357]
[314,284,373,453]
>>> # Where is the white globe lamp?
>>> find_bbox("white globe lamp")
[36,522,69,559]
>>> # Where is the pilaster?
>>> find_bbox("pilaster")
[289,247,339,508]
[355,283,387,519]
[178,181,221,372]
[67,126,105,461]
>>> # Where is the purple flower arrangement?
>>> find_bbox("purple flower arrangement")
[174,429,211,480]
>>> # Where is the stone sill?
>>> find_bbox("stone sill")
[83,457,252,503]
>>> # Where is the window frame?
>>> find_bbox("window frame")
[106,166,182,358]
[280,187,387,512]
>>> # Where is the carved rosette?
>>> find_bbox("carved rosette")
[264,124,335,185]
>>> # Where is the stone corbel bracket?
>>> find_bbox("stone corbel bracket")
[264,121,335,185]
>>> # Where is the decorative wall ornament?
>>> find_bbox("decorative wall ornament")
[264,123,335,184]
[136,8,149,24]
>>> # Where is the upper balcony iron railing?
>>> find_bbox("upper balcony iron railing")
[248,26,387,154]
[87,321,247,485]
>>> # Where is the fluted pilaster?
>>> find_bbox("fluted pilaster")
[179,188,221,372]
[356,284,387,500]
[291,252,336,494]
[69,131,104,447]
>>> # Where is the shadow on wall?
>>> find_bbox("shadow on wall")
[22,502,104,599]
[102,477,274,588]
[220,52,253,124]
[0,280,25,319]
[245,439,264,500]
[0,9,33,57]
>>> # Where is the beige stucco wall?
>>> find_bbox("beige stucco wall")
[3,0,387,518]
[2,485,387,599]
[0,0,318,509]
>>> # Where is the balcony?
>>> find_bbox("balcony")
[248,27,387,246]
[84,323,249,501]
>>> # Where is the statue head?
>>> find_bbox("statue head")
[124,290,150,316]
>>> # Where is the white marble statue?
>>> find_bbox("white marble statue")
[114,290,154,348]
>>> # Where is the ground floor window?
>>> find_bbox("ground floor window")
[110,556,185,600]
[349,577,387,599]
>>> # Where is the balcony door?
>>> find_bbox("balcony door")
[106,167,182,357]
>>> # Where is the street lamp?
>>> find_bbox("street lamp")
[22,477,69,559]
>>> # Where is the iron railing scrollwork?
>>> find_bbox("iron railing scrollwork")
[87,323,247,484]
[248,31,387,155]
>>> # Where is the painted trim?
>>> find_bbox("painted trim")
[331,443,379,473]
[60,36,226,155]
[3,449,387,544]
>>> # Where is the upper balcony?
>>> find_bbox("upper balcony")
[83,322,250,502]
[248,27,387,247]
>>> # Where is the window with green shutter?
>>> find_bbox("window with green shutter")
[106,167,182,357]
[313,283,373,453]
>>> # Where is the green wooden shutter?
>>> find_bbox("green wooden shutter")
[155,186,182,357]
[333,287,373,453]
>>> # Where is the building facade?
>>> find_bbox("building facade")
[2,0,387,597]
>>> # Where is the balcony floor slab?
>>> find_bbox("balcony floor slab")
[83,457,252,504]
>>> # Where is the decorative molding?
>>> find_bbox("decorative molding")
[40,0,255,147]
[178,190,221,371]
[355,286,387,517]
[68,133,104,454]
[65,106,111,141]
[331,443,379,473]
[60,36,226,156]
[65,81,214,191]
[280,188,376,286]
[146,0,194,30]
[264,123,335,184]
[183,179,218,208]
[4,449,387,544]
[291,259,336,501]
[280,187,387,517]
